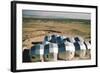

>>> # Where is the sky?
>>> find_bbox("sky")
[23,10,91,20]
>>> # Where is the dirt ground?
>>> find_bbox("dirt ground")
[22,19,91,62]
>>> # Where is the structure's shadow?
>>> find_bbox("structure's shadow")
[23,49,31,62]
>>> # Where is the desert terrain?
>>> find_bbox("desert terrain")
[22,18,90,49]
[22,18,91,62]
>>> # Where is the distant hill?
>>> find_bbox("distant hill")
[23,17,91,24]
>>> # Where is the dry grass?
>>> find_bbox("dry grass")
[22,18,91,62]
[22,19,90,49]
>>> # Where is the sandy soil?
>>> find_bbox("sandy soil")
[22,19,91,62]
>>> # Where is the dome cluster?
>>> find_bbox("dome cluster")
[29,34,91,62]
